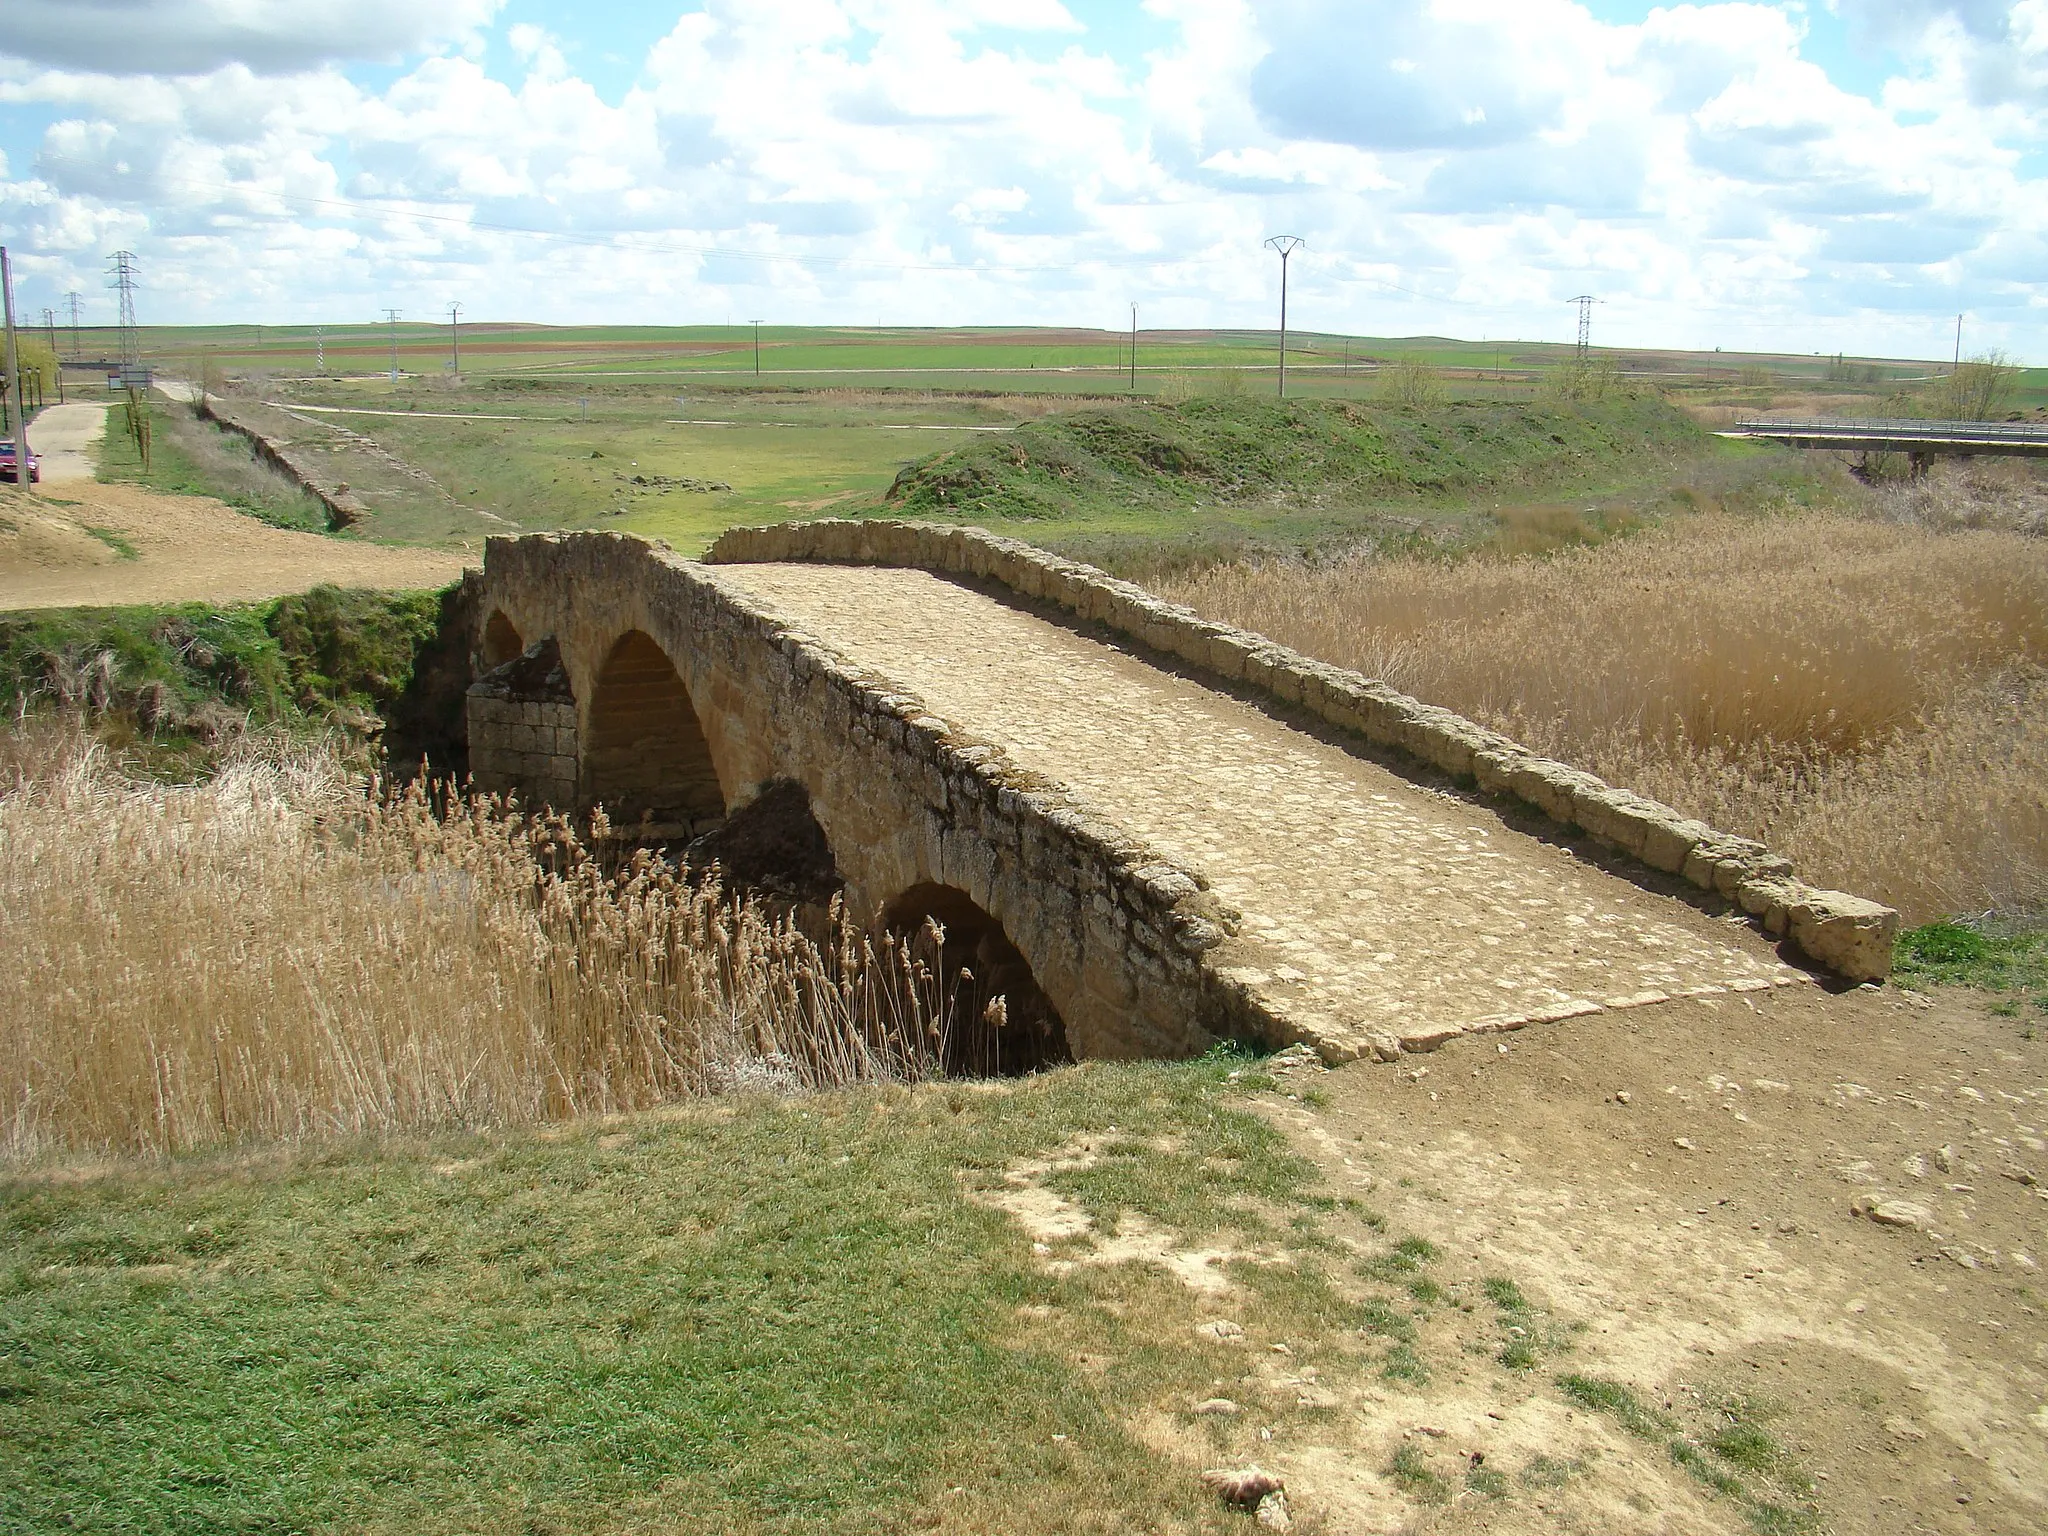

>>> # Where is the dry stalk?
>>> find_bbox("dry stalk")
[1159,512,2048,920]
[0,731,961,1161]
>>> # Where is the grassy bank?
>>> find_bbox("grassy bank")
[887,393,1703,523]
[0,1056,1327,1536]
[0,586,455,772]
[874,391,1859,577]
[94,392,331,533]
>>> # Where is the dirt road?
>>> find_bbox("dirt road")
[0,470,470,610]
[973,985,2046,1533]
[25,401,108,483]
[1226,985,2048,1533]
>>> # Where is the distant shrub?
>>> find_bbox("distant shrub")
[1378,359,1444,408]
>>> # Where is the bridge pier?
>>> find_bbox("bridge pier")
[468,637,578,811]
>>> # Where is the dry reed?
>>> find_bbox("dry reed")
[0,731,958,1160]
[1158,512,2048,921]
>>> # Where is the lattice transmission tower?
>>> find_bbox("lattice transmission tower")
[107,251,142,382]
[1567,294,1598,361]
[63,291,84,358]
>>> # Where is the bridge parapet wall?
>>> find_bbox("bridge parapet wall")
[706,518,1897,982]
[475,531,1269,1060]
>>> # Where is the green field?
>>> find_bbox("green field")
[83,376,1841,566]
[89,320,2024,395]
[55,323,2041,564]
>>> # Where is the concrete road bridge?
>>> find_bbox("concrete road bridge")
[1724,417,2048,472]
[467,522,1896,1069]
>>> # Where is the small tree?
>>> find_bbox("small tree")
[2,334,60,416]
[1541,355,1625,403]
[1925,350,2020,422]
[1378,358,1444,408]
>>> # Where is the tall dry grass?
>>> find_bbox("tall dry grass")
[1158,512,2048,921]
[0,731,959,1161]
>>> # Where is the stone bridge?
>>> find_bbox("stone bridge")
[467,522,1896,1068]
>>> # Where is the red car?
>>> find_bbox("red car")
[0,440,39,483]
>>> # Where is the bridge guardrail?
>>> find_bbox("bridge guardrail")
[1733,417,2048,444]
[707,518,1897,982]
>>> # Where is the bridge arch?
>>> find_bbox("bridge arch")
[883,882,1071,1076]
[480,610,525,670]
[583,629,727,838]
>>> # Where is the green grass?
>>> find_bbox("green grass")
[1386,1443,1451,1505]
[231,370,1826,571]
[1558,1374,1672,1439]
[92,392,331,533]
[123,322,1947,396]
[0,586,451,769]
[86,346,1867,584]
[1558,1376,1816,1535]
[1894,920,2048,992]
[888,393,1703,532]
[82,526,138,560]
[0,1059,1344,1535]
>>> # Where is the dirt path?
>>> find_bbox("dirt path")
[1225,986,2048,1534]
[0,476,470,610]
[714,564,1803,1059]
[25,401,109,483]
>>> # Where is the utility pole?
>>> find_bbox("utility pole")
[64,291,83,359]
[2,247,29,496]
[751,320,762,376]
[1953,314,1963,371]
[1568,295,1598,362]
[108,250,142,387]
[1130,303,1138,392]
[41,309,63,403]
[1264,235,1303,398]
[384,308,401,382]
[447,302,462,378]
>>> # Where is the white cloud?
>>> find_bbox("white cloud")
[1247,0,1601,151]
[0,0,2041,357]
[0,0,503,77]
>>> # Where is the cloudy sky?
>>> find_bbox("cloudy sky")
[0,0,2040,359]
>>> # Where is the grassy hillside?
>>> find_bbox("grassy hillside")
[0,585,461,771]
[884,394,1707,526]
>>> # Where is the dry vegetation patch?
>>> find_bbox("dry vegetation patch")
[0,731,968,1160]
[1159,511,2048,920]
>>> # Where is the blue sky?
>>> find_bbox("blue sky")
[0,1,2043,359]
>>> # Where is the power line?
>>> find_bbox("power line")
[1568,294,1599,361]
[107,251,142,386]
